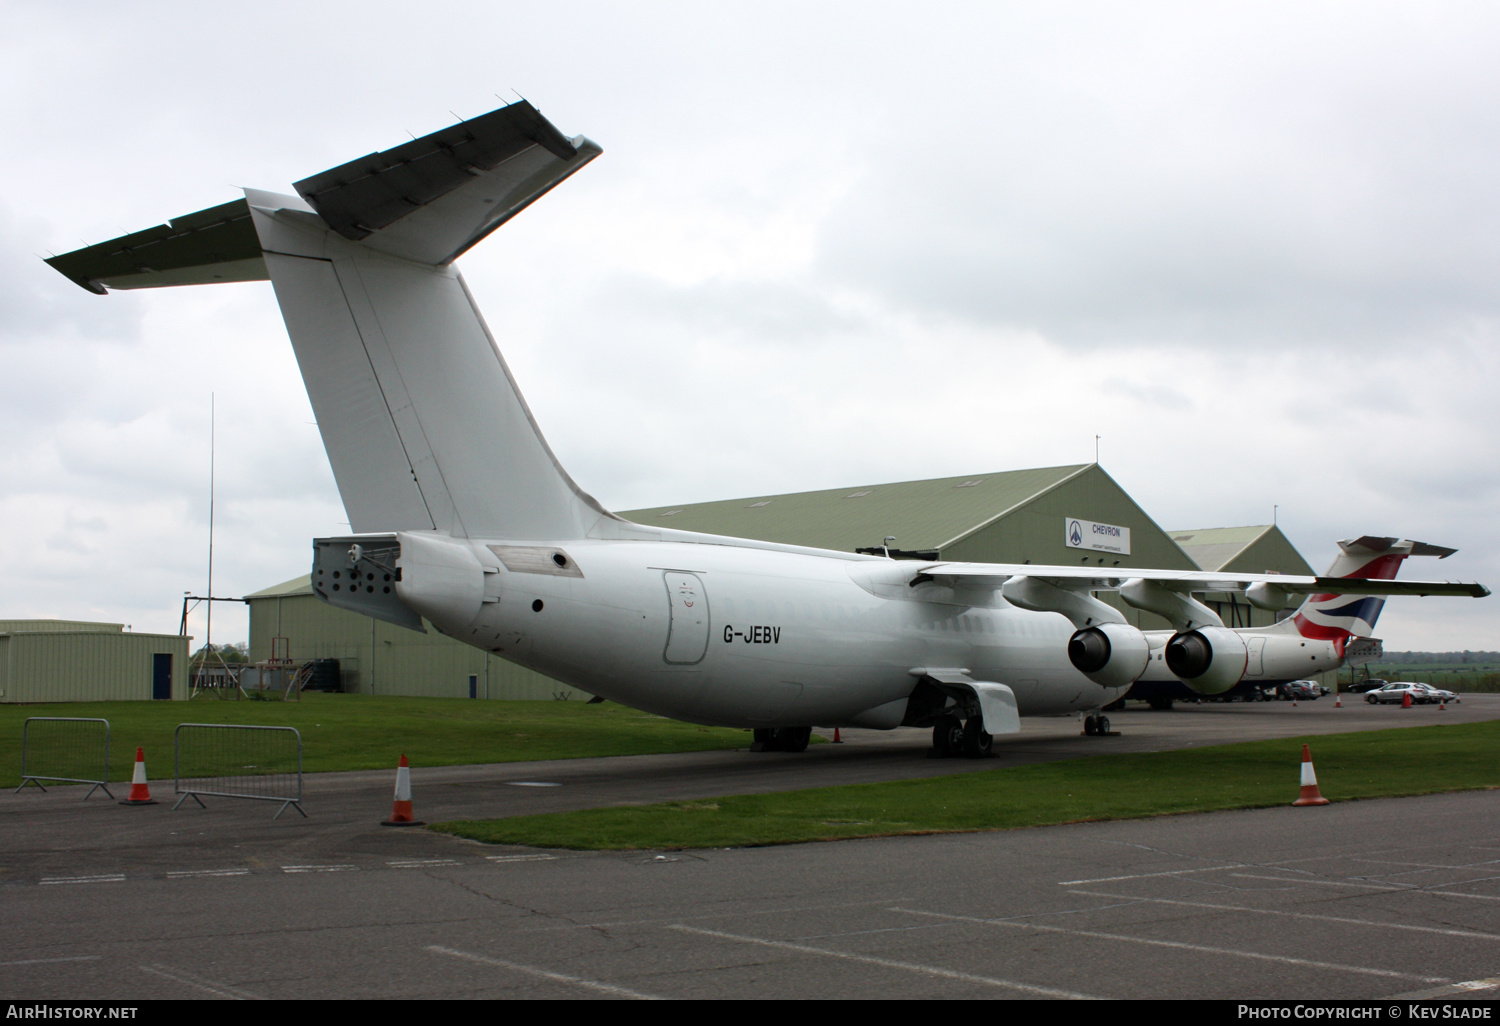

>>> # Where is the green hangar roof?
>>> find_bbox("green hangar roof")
[620,463,1198,571]
[245,575,314,599]
[1169,524,1314,575]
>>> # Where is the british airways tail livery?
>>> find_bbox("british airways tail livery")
[46,102,1488,754]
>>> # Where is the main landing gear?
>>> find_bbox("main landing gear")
[930,714,993,759]
[1082,714,1112,737]
[750,726,812,753]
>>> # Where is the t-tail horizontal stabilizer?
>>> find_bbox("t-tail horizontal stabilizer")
[44,102,612,544]
[46,101,600,291]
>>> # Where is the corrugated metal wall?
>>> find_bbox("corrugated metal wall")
[0,631,188,703]
[248,595,569,699]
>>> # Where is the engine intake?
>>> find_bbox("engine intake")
[1068,623,1150,688]
[1165,627,1248,694]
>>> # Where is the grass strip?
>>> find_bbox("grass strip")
[432,720,1500,850]
[0,694,754,786]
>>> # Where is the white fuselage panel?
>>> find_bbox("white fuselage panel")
[431,540,1124,727]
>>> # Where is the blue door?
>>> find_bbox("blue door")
[152,653,172,700]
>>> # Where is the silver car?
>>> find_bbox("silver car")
[1365,682,1433,704]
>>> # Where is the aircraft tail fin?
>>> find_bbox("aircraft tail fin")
[45,102,611,542]
[1287,536,1457,647]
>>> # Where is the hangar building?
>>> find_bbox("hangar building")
[1169,524,1315,629]
[247,464,1312,697]
[0,620,189,703]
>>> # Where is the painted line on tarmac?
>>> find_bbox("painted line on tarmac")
[1386,972,1500,996]
[1424,889,1500,902]
[1233,871,1500,904]
[1058,864,1250,885]
[1424,871,1500,890]
[1390,975,1500,1000]
[139,963,263,1000]
[281,864,357,874]
[0,956,101,967]
[891,908,1445,983]
[426,945,663,1000]
[667,924,1098,999]
[387,859,461,869]
[1348,856,1500,874]
[1070,890,1500,942]
[486,854,559,863]
[39,874,124,886]
[167,868,251,879]
[1231,873,1418,891]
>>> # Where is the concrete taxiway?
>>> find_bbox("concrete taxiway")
[2,695,1497,999]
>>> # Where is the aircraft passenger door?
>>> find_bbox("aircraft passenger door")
[663,572,710,665]
[1246,637,1265,676]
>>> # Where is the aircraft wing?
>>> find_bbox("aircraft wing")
[919,563,1490,598]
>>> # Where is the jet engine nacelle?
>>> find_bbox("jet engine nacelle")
[1067,623,1151,688]
[1165,627,1248,695]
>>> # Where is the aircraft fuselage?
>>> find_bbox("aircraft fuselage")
[402,539,1131,728]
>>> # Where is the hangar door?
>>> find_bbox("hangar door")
[663,572,710,664]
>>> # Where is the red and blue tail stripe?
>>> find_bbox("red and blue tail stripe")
[1292,553,1406,653]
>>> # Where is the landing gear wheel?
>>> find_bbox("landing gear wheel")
[751,728,779,752]
[772,726,811,753]
[1096,716,1110,735]
[1083,715,1098,736]
[932,715,965,757]
[961,718,993,758]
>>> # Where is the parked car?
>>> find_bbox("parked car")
[1365,682,1438,705]
[1415,684,1460,704]
[1347,678,1388,693]
[1274,681,1321,701]
[1290,679,1331,696]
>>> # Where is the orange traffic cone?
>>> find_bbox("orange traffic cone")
[832,727,843,744]
[1334,691,1342,708]
[1291,744,1330,807]
[119,747,158,806]
[1439,697,1447,711]
[381,754,424,827]
[1402,691,1413,709]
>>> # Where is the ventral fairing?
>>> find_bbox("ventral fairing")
[47,102,1489,755]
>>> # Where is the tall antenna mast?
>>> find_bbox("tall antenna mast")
[206,392,215,662]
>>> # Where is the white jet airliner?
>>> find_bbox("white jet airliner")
[46,102,1487,756]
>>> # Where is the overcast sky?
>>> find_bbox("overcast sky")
[3,1,1498,651]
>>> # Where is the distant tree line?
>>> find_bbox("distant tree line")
[1380,651,1500,664]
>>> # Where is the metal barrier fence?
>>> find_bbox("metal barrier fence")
[173,723,305,819]
[14,717,113,800]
